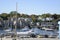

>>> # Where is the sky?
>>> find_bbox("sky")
[0,0,60,15]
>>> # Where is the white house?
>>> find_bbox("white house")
[38,17,54,21]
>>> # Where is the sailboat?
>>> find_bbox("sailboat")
[15,26,32,37]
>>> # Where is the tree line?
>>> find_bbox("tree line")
[0,11,60,22]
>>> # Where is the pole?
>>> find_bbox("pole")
[13,2,18,40]
[15,2,17,35]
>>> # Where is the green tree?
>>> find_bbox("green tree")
[21,14,29,18]
[52,14,58,19]
[9,11,21,18]
[0,13,8,20]
[9,11,17,17]
[30,14,38,22]
[41,13,51,18]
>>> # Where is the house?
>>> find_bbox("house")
[38,17,54,21]
[46,17,54,21]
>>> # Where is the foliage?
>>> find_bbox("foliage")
[0,13,8,20]
[0,11,60,22]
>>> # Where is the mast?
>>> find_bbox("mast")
[15,2,17,33]
[14,2,18,40]
[16,2,18,13]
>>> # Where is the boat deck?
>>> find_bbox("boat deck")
[0,37,59,40]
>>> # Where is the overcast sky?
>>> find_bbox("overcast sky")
[0,0,60,15]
